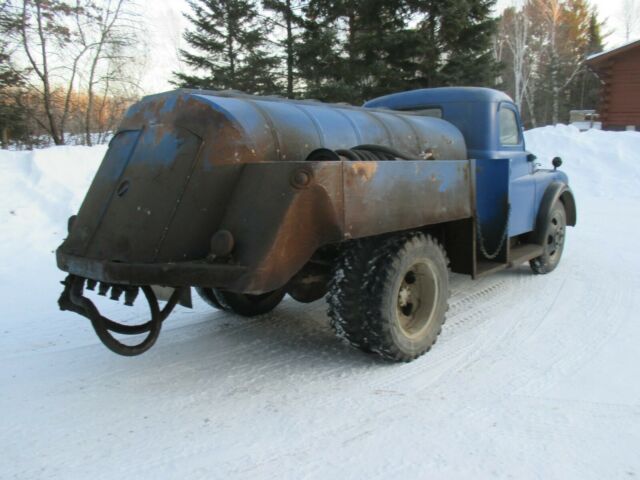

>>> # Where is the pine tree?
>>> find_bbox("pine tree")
[352,0,421,100]
[0,36,27,147]
[174,0,281,95]
[296,0,500,104]
[262,0,305,98]
[295,0,359,102]
[412,0,500,88]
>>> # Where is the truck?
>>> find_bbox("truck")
[56,87,576,361]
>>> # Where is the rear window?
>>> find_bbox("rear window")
[399,107,443,118]
[499,107,520,145]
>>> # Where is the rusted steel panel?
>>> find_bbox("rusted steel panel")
[213,161,344,293]
[213,160,472,293]
[341,160,472,239]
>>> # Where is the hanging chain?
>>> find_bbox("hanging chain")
[476,204,511,260]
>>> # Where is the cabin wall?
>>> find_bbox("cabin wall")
[593,47,640,130]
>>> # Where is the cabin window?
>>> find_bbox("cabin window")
[499,107,520,145]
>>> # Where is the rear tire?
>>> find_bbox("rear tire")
[327,239,378,353]
[196,287,285,317]
[530,201,566,274]
[195,287,225,309]
[328,233,450,362]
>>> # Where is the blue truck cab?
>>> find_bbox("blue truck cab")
[365,87,577,275]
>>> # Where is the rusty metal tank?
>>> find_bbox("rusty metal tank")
[58,89,469,289]
[124,89,468,165]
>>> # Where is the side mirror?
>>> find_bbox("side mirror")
[526,153,537,162]
[552,157,563,170]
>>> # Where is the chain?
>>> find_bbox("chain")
[476,204,511,260]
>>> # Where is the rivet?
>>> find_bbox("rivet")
[291,169,312,188]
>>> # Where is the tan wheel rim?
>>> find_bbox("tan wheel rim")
[396,260,439,338]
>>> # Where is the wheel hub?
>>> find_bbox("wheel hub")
[396,261,438,337]
[547,212,566,257]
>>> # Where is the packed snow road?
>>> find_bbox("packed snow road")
[2,127,640,479]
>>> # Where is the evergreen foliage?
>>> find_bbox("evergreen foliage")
[262,0,304,98]
[174,0,281,94]
[177,0,500,104]
[0,43,28,147]
[412,0,500,88]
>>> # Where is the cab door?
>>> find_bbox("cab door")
[498,102,536,236]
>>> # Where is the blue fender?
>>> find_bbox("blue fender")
[532,182,577,243]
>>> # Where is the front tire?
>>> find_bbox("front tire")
[328,233,450,362]
[530,201,566,274]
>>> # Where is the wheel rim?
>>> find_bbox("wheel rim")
[546,210,566,259]
[396,260,439,338]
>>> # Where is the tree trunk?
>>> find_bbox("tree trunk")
[33,1,63,145]
[285,0,293,98]
[85,47,104,147]
[551,51,559,124]
[347,12,356,63]
[226,9,236,87]
[1,125,8,148]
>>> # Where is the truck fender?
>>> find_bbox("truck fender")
[533,182,577,244]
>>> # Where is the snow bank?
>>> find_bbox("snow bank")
[525,125,640,199]
[0,146,105,255]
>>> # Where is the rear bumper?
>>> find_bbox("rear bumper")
[56,250,248,288]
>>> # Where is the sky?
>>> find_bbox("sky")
[138,0,633,94]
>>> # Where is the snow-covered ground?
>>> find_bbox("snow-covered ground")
[2,126,640,479]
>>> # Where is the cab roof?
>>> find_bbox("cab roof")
[364,87,514,109]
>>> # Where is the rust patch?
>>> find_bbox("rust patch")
[350,161,378,181]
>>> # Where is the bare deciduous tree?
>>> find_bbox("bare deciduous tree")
[620,0,640,42]
[498,6,533,110]
[80,0,142,145]
[4,0,143,146]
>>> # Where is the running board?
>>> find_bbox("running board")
[509,243,544,267]
[475,243,544,278]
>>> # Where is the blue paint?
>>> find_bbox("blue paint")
[438,167,459,192]
[366,87,572,239]
[475,159,510,239]
[130,127,181,168]
[159,94,178,114]
[96,130,141,182]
